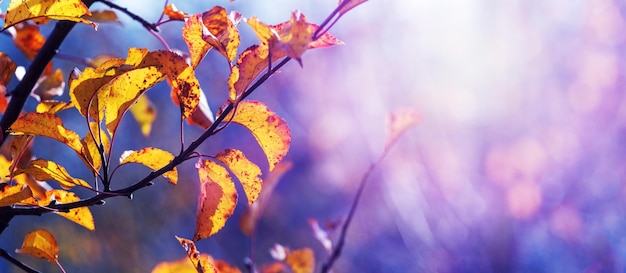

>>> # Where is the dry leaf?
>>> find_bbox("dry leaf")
[15,229,58,263]
[194,159,237,241]
[119,148,177,185]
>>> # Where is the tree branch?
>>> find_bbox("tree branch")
[0,248,40,273]
[96,0,158,32]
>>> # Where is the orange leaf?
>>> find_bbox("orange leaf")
[15,229,58,263]
[0,52,17,86]
[186,89,214,129]
[3,0,95,29]
[88,54,118,67]
[36,100,74,114]
[163,4,187,21]
[337,0,368,16]
[260,262,286,273]
[119,148,177,185]
[129,94,156,136]
[15,159,91,190]
[9,112,84,158]
[33,68,64,101]
[215,260,242,273]
[215,149,262,206]
[385,108,420,149]
[0,183,33,206]
[175,236,218,272]
[41,190,95,230]
[201,7,240,63]
[194,159,237,241]
[240,162,291,236]
[219,101,290,171]
[285,248,315,273]
[182,13,212,69]
[85,10,120,24]
[13,23,45,59]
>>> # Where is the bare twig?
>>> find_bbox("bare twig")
[95,0,158,32]
[0,248,40,273]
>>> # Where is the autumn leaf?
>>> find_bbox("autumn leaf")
[260,263,286,273]
[97,65,163,136]
[240,162,291,236]
[201,6,240,63]
[285,248,315,273]
[33,69,64,101]
[151,254,219,273]
[218,101,290,171]
[385,108,420,149]
[337,0,369,16]
[182,14,211,69]
[36,100,74,114]
[12,23,46,60]
[175,236,218,272]
[80,122,109,173]
[129,94,156,136]
[88,54,118,67]
[215,260,242,273]
[215,149,262,206]
[3,0,96,29]
[163,4,187,21]
[41,190,95,230]
[0,52,17,86]
[14,159,91,190]
[119,148,177,185]
[9,112,84,159]
[0,183,33,206]
[131,50,201,120]
[229,44,283,100]
[186,89,214,129]
[15,229,58,263]
[85,10,120,24]
[194,159,237,241]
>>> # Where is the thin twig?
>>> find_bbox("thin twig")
[95,0,158,32]
[0,248,40,273]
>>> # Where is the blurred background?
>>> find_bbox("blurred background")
[2,0,626,272]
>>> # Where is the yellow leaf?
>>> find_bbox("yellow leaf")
[0,154,11,183]
[163,4,187,21]
[385,108,420,149]
[193,159,237,241]
[215,149,262,206]
[14,174,46,202]
[175,236,218,272]
[69,57,127,120]
[135,50,201,120]
[219,101,290,171]
[15,159,91,190]
[9,112,84,159]
[0,183,33,206]
[98,65,163,136]
[4,0,95,29]
[151,254,217,273]
[183,13,212,69]
[119,148,177,185]
[129,94,156,136]
[85,10,120,24]
[240,162,291,236]
[88,54,118,67]
[230,45,283,100]
[285,248,315,273]
[186,89,214,129]
[201,6,240,63]
[41,190,94,231]
[81,122,109,173]
[33,69,64,101]
[36,100,73,114]
[15,229,58,263]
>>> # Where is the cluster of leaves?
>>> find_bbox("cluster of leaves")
[0,0,411,272]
